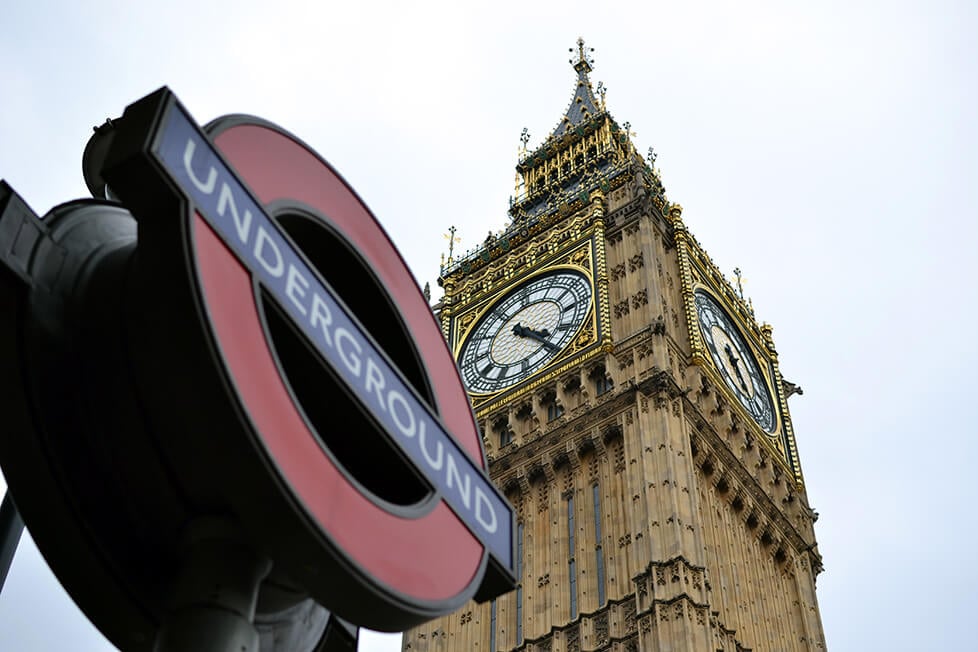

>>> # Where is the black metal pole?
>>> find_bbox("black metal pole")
[154,518,272,652]
[0,490,25,594]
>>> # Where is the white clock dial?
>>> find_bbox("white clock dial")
[694,290,776,433]
[457,270,592,394]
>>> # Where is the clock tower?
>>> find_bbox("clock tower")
[405,41,825,651]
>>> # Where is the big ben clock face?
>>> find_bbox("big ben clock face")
[694,290,776,433]
[458,270,592,394]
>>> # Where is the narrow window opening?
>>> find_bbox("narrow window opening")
[568,495,578,619]
[591,364,613,396]
[494,416,512,448]
[516,522,524,644]
[547,402,564,421]
[593,483,607,606]
[490,600,497,651]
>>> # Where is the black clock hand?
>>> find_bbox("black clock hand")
[522,325,551,339]
[530,333,559,352]
[512,323,559,352]
[724,343,750,393]
[517,326,558,351]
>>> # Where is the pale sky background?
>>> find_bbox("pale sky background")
[1,1,976,650]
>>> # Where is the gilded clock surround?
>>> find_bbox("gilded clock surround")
[446,213,611,414]
[672,204,803,483]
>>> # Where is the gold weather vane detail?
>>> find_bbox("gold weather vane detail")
[732,267,756,314]
[443,226,461,262]
[441,226,461,275]
[514,128,531,200]
[733,267,745,299]
[518,127,531,159]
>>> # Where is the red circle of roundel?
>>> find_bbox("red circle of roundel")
[193,121,485,605]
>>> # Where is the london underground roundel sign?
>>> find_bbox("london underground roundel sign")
[102,88,515,630]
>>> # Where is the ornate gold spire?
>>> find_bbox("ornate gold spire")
[551,38,601,140]
[441,39,661,281]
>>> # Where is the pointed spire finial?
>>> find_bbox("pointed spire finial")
[569,37,594,75]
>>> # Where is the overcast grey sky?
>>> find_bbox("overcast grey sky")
[1,1,976,650]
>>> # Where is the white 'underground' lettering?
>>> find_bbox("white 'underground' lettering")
[388,390,416,438]
[364,358,385,410]
[310,293,333,348]
[184,140,217,194]
[254,226,284,277]
[181,135,501,538]
[475,487,498,533]
[218,182,253,243]
[418,421,443,470]
[445,454,472,510]
[335,327,362,376]
[285,265,309,316]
